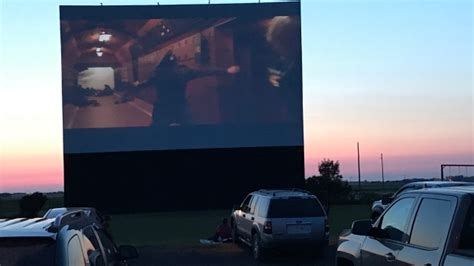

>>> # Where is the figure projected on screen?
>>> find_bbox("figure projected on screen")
[266,16,302,122]
[134,51,240,126]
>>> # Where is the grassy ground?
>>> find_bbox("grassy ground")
[0,197,371,247]
[328,204,371,238]
[349,181,403,193]
[110,209,231,247]
[0,197,64,218]
[109,205,371,247]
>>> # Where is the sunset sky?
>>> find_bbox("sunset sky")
[0,0,472,192]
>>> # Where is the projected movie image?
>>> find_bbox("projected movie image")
[61,17,302,129]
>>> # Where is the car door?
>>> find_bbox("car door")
[241,195,259,238]
[396,195,457,266]
[360,196,417,266]
[235,194,253,237]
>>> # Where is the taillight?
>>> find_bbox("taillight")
[263,221,272,234]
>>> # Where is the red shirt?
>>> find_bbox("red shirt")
[216,224,232,239]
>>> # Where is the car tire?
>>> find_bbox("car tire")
[232,223,240,244]
[252,233,265,261]
[306,244,325,259]
[316,244,326,258]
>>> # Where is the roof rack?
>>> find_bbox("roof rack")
[47,209,95,233]
[257,188,313,196]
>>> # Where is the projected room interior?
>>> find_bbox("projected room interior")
[61,17,300,129]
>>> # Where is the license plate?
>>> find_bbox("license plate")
[287,224,311,234]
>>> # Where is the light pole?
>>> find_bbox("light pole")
[381,153,385,190]
[357,142,361,190]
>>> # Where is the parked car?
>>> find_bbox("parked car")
[337,186,474,266]
[0,208,138,266]
[371,181,473,221]
[230,189,329,260]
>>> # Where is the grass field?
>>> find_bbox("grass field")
[0,197,64,218]
[0,197,371,247]
[349,181,403,193]
[109,205,372,247]
[110,209,231,247]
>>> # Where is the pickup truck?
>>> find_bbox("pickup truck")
[371,181,473,221]
[337,186,474,266]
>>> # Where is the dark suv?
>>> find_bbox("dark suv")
[0,208,138,266]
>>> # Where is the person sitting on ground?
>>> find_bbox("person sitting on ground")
[208,218,232,243]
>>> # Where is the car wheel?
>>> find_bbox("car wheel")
[252,233,265,261]
[232,223,240,244]
[315,243,326,258]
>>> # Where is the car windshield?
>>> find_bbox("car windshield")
[0,237,56,266]
[267,197,325,218]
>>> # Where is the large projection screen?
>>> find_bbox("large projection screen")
[61,2,304,213]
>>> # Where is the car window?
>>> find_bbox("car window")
[68,235,86,266]
[409,198,453,249]
[83,227,106,265]
[96,229,118,263]
[267,197,325,218]
[0,237,56,266]
[256,197,270,217]
[456,198,474,256]
[380,197,415,242]
[250,196,259,214]
[241,195,252,212]
[83,227,101,251]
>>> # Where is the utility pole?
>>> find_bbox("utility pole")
[381,153,385,190]
[357,142,361,190]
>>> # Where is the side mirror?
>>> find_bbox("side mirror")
[351,219,373,236]
[381,194,394,205]
[233,204,241,211]
[367,227,387,239]
[118,245,138,260]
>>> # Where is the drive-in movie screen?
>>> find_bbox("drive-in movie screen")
[61,3,303,154]
[2,0,473,265]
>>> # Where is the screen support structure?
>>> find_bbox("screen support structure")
[440,164,474,180]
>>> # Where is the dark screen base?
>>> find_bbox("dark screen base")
[64,146,304,214]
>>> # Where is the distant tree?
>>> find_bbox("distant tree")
[318,159,343,180]
[305,159,352,205]
[19,192,48,218]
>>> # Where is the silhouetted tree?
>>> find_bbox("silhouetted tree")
[19,192,48,218]
[318,159,342,180]
[305,159,351,205]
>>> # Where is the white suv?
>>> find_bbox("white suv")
[230,189,329,260]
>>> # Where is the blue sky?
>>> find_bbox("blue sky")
[0,0,472,192]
